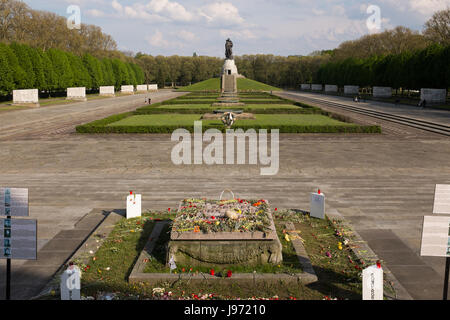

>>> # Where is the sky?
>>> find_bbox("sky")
[23,0,450,57]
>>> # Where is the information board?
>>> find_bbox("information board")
[420,215,450,257]
[0,188,29,217]
[0,218,37,260]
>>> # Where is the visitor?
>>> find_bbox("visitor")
[418,99,426,109]
[354,96,359,103]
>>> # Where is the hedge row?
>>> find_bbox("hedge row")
[76,123,381,134]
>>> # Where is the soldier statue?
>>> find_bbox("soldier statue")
[225,38,233,60]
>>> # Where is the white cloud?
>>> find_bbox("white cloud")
[146,0,193,22]
[409,0,450,15]
[86,9,106,17]
[220,29,257,40]
[198,2,245,26]
[177,30,197,41]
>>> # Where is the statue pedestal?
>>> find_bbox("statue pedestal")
[222,59,238,75]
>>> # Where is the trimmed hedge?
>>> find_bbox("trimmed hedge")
[76,122,381,134]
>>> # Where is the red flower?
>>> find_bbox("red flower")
[211,216,215,220]
[227,270,232,278]
[182,268,185,272]
[210,269,215,276]
[275,208,278,211]
[168,208,171,212]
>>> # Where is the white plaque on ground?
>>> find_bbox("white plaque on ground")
[13,89,39,104]
[60,265,81,300]
[121,85,134,94]
[67,87,86,101]
[433,184,450,214]
[362,264,383,300]
[0,218,37,260]
[136,85,148,92]
[0,188,28,217]
[99,86,115,96]
[127,192,142,219]
[420,215,450,257]
[148,84,158,91]
[310,191,325,219]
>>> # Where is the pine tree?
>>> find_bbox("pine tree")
[0,45,15,95]
[47,48,74,90]
[0,43,27,89]
[83,54,104,89]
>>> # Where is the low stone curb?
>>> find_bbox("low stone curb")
[326,208,413,300]
[129,220,318,286]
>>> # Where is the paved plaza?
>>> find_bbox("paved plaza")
[1,91,449,299]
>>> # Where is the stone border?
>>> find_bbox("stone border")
[129,220,318,285]
[326,207,413,300]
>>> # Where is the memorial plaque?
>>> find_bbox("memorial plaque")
[310,191,325,219]
[311,84,323,91]
[0,218,37,260]
[99,86,115,96]
[121,85,134,94]
[362,264,383,300]
[433,184,450,214]
[420,215,450,257]
[325,84,338,93]
[126,192,141,219]
[344,85,359,95]
[0,188,28,217]
[148,84,158,91]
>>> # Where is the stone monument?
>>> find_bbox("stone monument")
[214,39,244,107]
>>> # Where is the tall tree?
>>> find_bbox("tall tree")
[423,8,450,45]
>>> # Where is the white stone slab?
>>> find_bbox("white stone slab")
[301,84,311,90]
[60,265,81,300]
[325,85,338,93]
[0,218,37,260]
[420,215,450,257]
[121,85,135,94]
[310,192,325,219]
[126,193,141,219]
[344,85,359,95]
[13,89,39,104]
[99,86,115,96]
[67,87,86,100]
[148,84,158,91]
[311,84,323,91]
[136,85,148,92]
[421,88,446,105]
[433,184,450,214]
[373,87,392,98]
[362,265,383,300]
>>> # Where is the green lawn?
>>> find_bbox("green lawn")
[180,78,281,92]
[109,114,355,127]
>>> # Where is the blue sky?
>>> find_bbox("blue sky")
[24,0,450,57]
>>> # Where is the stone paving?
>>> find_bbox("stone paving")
[0,90,449,299]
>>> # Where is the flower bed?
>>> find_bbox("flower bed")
[171,198,272,235]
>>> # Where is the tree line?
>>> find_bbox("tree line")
[0,42,145,96]
[315,43,450,90]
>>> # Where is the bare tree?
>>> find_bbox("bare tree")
[423,8,450,45]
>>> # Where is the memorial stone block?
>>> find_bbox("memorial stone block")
[421,88,446,105]
[420,215,450,257]
[373,87,392,98]
[325,85,338,93]
[67,87,87,101]
[121,85,135,94]
[13,89,39,106]
[148,84,158,92]
[344,85,359,95]
[433,184,450,214]
[301,84,311,90]
[136,85,148,92]
[311,84,323,91]
[99,86,115,96]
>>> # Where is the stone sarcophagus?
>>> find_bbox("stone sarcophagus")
[167,198,282,267]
